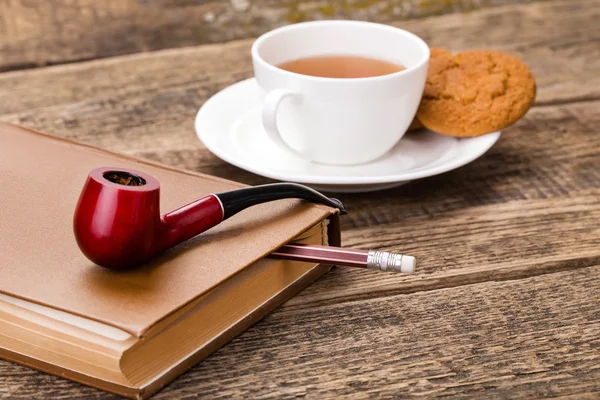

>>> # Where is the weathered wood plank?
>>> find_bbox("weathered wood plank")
[172,266,600,399]
[291,190,600,308]
[0,0,544,71]
[0,0,597,117]
[3,265,600,398]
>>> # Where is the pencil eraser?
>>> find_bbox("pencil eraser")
[401,256,416,273]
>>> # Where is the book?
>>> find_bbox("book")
[0,122,340,399]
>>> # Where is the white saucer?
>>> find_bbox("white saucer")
[195,78,501,193]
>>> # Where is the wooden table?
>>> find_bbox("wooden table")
[1,0,599,398]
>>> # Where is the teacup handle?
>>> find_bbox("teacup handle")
[262,89,305,157]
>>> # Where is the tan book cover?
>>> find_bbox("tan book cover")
[0,122,341,398]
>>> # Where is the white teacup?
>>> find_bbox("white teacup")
[252,20,430,166]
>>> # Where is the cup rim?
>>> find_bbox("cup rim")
[251,20,430,83]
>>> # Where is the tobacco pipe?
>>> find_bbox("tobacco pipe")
[73,166,346,269]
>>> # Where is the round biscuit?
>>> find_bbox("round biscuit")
[417,50,536,137]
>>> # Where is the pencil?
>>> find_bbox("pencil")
[270,243,416,273]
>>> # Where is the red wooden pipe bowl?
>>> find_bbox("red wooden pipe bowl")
[73,167,223,269]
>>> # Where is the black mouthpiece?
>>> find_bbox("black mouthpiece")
[215,183,347,220]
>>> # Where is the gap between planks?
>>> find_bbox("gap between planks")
[281,254,600,313]
[535,96,600,108]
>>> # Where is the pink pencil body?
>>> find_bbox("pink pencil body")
[270,243,415,273]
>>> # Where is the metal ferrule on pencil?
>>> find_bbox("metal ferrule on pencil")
[366,250,416,273]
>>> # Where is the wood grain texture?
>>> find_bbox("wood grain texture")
[2,266,600,398]
[0,0,597,151]
[0,0,540,71]
[161,266,600,399]
[295,190,600,306]
[1,0,599,398]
